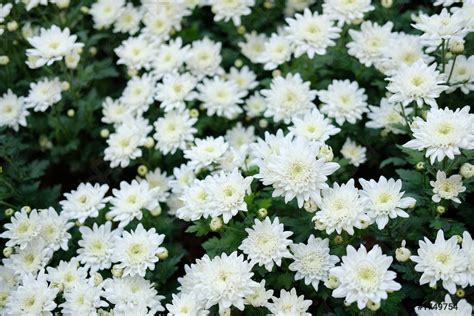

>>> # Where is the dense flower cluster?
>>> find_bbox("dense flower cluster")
[0,0,473,315]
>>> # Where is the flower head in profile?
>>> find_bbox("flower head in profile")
[267,288,312,316]
[330,245,401,310]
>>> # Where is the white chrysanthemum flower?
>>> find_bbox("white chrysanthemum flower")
[289,235,339,290]
[0,4,12,25]
[103,276,165,315]
[347,21,393,67]
[379,33,434,75]
[197,76,246,119]
[244,92,266,118]
[288,109,340,144]
[404,106,474,164]
[415,294,472,315]
[3,239,52,276]
[0,90,29,131]
[4,271,58,316]
[186,38,223,78]
[411,230,469,294]
[239,217,293,271]
[209,0,255,26]
[257,33,293,70]
[113,3,142,34]
[386,61,447,108]
[225,123,256,149]
[176,179,213,221]
[207,169,253,223]
[108,179,160,227]
[267,288,312,316]
[254,134,339,207]
[101,97,132,126]
[24,77,62,112]
[244,280,273,308]
[184,136,229,171]
[120,74,157,114]
[60,183,109,223]
[238,31,267,63]
[285,8,341,58]
[166,292,209,316]
[366,98,411,134]
[445,55,474,94]
[1,208,40,250]
[323,0,374,26]
[434,0,461,6]
[112,224,165,277]
[26,25,83,68]
[331,245,401,310]
[462,231,474,286]
[313,179,369,235]
[152,37,189,78]
[430,171,466,204]
[359,176,416,229]
[139,167,172,203]
[114,35,157,71]
[285,0,316,16]
[46,259,87,290]
[90,0,124,29]
[142,11,175,43]
[77,222,119,273]
[412,9,468,52]
[318,79,368,125]
[453,0,474,32]
[218,146,248,172]
[60,279,108,315]
[340,138,367,167]
[178,252,259,313]
[37,207,73,252]
[228,66,258,92]
[153,110,197,155]
[170,163,196,194]
[104,119,151,168]
[262,73,316,123]
[155,73,198,112]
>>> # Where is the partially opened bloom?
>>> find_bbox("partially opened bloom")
[430,171,466,204]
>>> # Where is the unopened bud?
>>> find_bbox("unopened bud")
[92,272,103,286]
[460,163,474,179]
[210,217,223,231]
[325,275,340,289]
[80,6,89,14]
[395,246,411,262]
[314,219,326,231]
[0,55,9,65]
[456,289,465,298]
[272,69,281,78]
[367,300,381,311]
[381,0,393,8]
[2,247,13,258]
[100,129,110,138]
[137,165,148,177]
[5,208,14,217]
[450,41,464,55]
[237,26,246,34]
[234,59,243,68]
[127,68,138,77]
[144,137,154,149]
[150,206,162,217]
[156,247,168,260]
[21,206,31,213]
[190,108,199,118]
[111,265,124,278]
[333,235,343,244]
[55,0,70,9]
[257,208,268,218]
[89,47,98,56]
[304,200,318,213]
[258,119,268,129]
[61,81,70,91]
[415,162,425,171]
[436,205,446,215]
[7,21,18,32]
[67,109,75,117]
